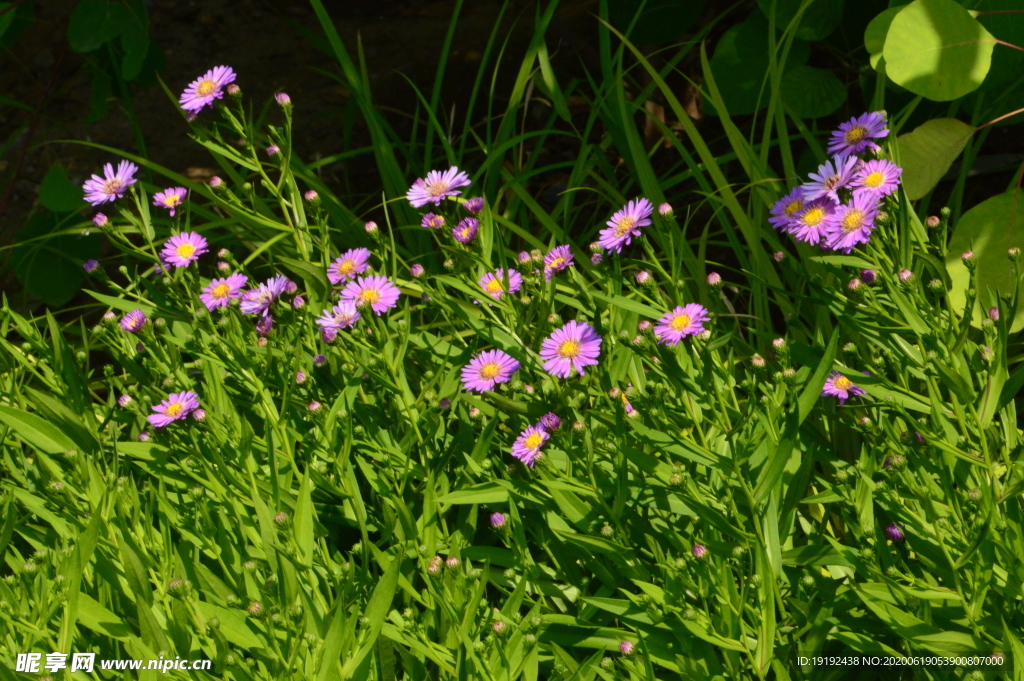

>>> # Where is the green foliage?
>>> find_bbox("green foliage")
[896,117,976,200]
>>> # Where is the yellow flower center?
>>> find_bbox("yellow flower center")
[669,314,691,331]
[338,259,356,275]
[546,257,565,271]
[557,340,581,358]
[523,433,544,450]
[833,376,853,390]
[459,227,472,239]
[614,215,637,237]
[784,199,803,217]
[426,180,449,197]
[163,195,182,207]
[844,125,867,144]
[841,209,865,233]
[211,283,230,299]
[102,178,123,194]
[359,288,381,305]
[802,207,826,227]
[165,402,185,417]
[484,278,504,295]
[176,243,196,258]
[196,79,217,97]
[864,171,885,188]
[478,362,501,379]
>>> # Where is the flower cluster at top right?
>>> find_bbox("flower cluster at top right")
[770,112,903,254]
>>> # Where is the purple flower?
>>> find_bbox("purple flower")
[590,253,603,265]
[543,245,574,281]
[821,371,867,405]
[540,321,602,378]
[885,523,904,542]
[275,92,291,106]
[240,274,290,316]
[82,160,138,206]
[327,248,371,284]
[460,349,520,392]
[898,269,914,284]
[655,304,709,346]
[828,112,888,159]
[860,269,877,284]
[479,268,522,300]
[322,327,338,343]
[518,251,531,264]
[341,275,400,315]
[314,354,327,366]
[619,641,634,655]
[316,301,361,331]
[255,315,273,335]
[200,273,248,310]
[825,193,880,253]
[409,264,425,278]
[422,213,445,229]
[853,159,901,199]
[490,512,506,529]
[464,197,485,214]
[83,259,100,274]
[266,145,280,157]
[406,166,471,208]
[658,202,673,217]
[153,187,187,217]
[293,295,305,309]
[161,231,209,268]
[118,394,133,408]
[138,431,151,442]
[599,198,653,253]
[791,198,837,245]
[692,544,707,559]
[92,213,109,228]
[511,424,549,467]
[120,309,147,333]
[179,66,237,113]
[539,413,561,431]
[452,217,479,244]
[802,156,858,203]
[147,390,200,428]
[296,370,307,384]
[769,186,805,233]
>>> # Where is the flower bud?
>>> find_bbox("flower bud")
[192,409,207,422]
[1009,247,1021,262]
[307,401,322,413]
[364,221,378,235]
[658,202,673,218]
[275,92,291,107]
[304,190,320,205]
[926,215,940,228]
[490,512,506,529]
[635,270,652,285]
[773,251,785,262]
[226,84,241,97]
[897,269,913,284]
[266,144,280,157]
[961,251,976,270]
[464,197,484,214]
[619,641,634,655]
[707,272,723,289]
[860,269,877,285]
[409,263,424,278]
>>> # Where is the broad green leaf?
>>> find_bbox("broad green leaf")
[67,0,131,53]
[883,0,994,101]
[946,190,1024,332]
[39,167,86,212]
[341,554,401,676]
[436,483,509,505]
[757,0,845,41]
[279,256,331,303]
[865,5,907,69]
[897,118,976,200]
[198,602,265,650]
[0,405,79,454]
[12,213,100,307]
[294,471,315,567]
[781,65,846,119]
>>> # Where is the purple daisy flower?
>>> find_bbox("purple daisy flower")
[769,186,805,233]
[179,66,237,113]
[460,349,520,392]
[853,159,902,199]
[464,197,485,214]
[828,112,888,159]
[802,156,859,203]
[478,268,522,300]
[316,301,361,331]
[406,166,471,208]
[255,315,273,336]
[598,198,653,253]
[422,213,445,229]
[654,304,709,346]
[540,321,602,378]
[825,193,880,253]
[240,274,290,316]
[82,160,138,206]
[821,371,867,405]
[83,259,100,273]
[539,413,561,431]
[453,217,479,244]
[341,275,401,315]
[791,198,837,245]
[153,187,187,217]
[120,309,147,333]
[511,424,549,468]
[327,248,371,284]
[543,245,574,281]
[200,273,248,311]
[160,231,208,268]
[147,390,200,428]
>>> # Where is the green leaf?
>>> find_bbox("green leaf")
[591,291,661,319]
[883,0,995,101]
[68,0,131,53]
[436,483,509,505]
[757,0,845,41]
[13,213,100,307]
[706,14,772,117]
[897,117,976,200]
[294,471,315,568]
[865,5,907,69]
[198,602,265,650]
[121,26,149,81]
[0,405,79,454]
[946,190,1024,332]
[341,554,401,676]
[781,65,846,119]
[278,256,331,303]
[39,167,86,212]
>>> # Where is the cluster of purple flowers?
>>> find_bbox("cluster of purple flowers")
[770,112,901,254]
[406,166,485,245]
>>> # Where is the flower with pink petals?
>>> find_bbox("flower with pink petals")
[540,321,602,378]
[511,424,548,467]
[422,213,445,229]
[327,248,371,284]
[406,166,471,208]
[453,217,478,244]
[825,193,880,253]
[341,275,401,315]
[179,66,237,113]
[153,187,187,217]
[655,304,709,346]
[461,349,520,392]
[316,301,361,331]
[853,159,902,199]
[200,273,247,311]
[148,390,200,428]
[821,371,867,405]
[802,156,858,203]
[120,309,147,333]
[160,231,208,268]
[82,160,138,206]
[769,186,805,233]
[478,268,522,300]
[240,274,290,316]
[543,245,574,281]
[828,111,888,159]
[599,198,652,253]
